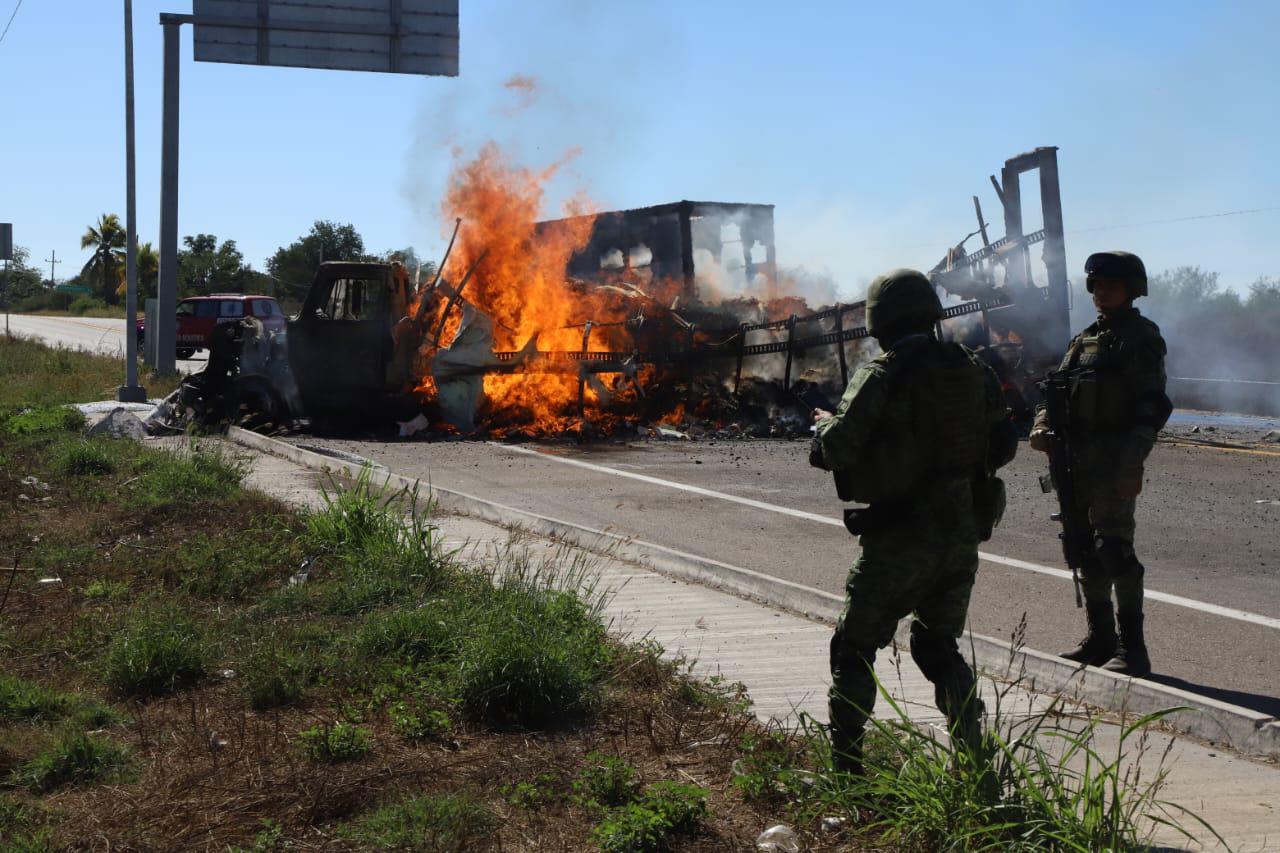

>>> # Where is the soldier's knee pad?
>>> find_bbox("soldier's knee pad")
[909,625,961,684]
[1095,536,1142,578]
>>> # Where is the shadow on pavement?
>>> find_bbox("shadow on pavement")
[1147,673,1280,718]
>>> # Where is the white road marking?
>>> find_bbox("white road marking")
[495,443,1280,632]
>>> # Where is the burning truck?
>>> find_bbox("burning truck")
[158,146,1071,438]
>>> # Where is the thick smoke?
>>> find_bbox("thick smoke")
[1068,267,1280,416]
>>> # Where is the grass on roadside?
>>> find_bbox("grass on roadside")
[340,792,497,851]
[730,660,1224,852]
[12,730,132,792]
[0,335,179,411]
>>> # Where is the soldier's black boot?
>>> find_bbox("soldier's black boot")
[1103,608,1151,677]
[1059,599,1117,666]
[829,728,863,777]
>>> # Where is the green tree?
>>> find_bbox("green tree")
[80,213,126,305]
[113,241,161,302]
[0,245,47,306]
[137,242,160,299]
[177,234,249,296]
[267,221,368,304]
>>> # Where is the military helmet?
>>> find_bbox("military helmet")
[1085,250,1147,298]
[865,268,944,337]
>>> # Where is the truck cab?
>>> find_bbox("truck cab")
[287,261,420,425]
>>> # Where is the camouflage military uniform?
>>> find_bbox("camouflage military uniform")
[1034,296,1169,674]
[813,271,1010,772]
[1031,250,1171,676]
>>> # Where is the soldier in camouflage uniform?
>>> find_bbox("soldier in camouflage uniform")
[1030,251,1172,677]
[810,269,1015,774]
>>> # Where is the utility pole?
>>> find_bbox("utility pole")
[118,0,147,401]
[44,250,59,284]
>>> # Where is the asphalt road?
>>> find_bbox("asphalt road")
[5,313,204,375]
[295,431,1280,716]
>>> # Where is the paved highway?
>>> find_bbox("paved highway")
[5,313,204,374]
[295,430,1280,716]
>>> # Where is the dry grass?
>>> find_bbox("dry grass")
[0,372,793,850]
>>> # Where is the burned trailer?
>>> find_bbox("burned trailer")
[287,261,423,426]
[538,200,779,309]
[928,146,1072,401]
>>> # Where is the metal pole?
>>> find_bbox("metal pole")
[155,15,182,376]
[118,0,146,401]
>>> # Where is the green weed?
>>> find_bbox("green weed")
[341,793,496,851]
[242,647,311,711]
[454,551,609,728]
[790,669,1223,851]
[13,730,131,792]
[0,796,55,852]
[502,772,562,809]
[102,606,209,697]
[297,721,371,763]
[178,525,302,601]
[573,753,640,808]
[294,469,451,614]
[590,781,708,852]
[356,604,463,663]
[53,439,117,476]
[81,579,130,601]
[0,673,115,728]
[0,674,74,722]
[130,442,244,510]
[4,406,85,436]
[390,702,452,742]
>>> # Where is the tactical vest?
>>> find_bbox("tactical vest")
[1064,325,1138,432]
[835,339,989,505]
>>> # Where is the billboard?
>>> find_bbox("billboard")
[193,0,459,76]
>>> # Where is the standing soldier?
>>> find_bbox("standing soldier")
[810,269,1016,774]
[1030,251,1172,677]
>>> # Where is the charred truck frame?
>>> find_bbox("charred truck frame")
[279,147,1071,431]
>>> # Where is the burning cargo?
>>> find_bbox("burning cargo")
[194,145,1071,439]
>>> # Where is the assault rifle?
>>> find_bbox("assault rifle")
[1037,369,1093,608]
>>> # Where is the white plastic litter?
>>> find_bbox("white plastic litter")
[755,824,800,852]
[398,413,431,438]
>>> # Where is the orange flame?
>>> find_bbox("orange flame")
[415,144,643,434]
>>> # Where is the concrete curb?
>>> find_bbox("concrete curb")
[228,428,1280,760]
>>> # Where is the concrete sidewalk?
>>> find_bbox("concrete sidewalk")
[212,438,1277,851]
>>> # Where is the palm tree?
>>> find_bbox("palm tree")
[80,214,126,305]
[116,241,160,302]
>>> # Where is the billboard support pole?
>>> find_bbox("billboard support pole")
[118,0,147,401]
[155,14,190,377]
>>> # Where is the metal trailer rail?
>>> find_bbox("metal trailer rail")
[483,295,1011,414]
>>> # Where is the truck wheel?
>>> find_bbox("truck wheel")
[177,347,196,359]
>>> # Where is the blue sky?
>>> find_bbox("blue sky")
[2,0,1278,297]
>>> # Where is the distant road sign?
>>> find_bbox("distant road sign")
[0,224,12,261]
[193,0,459,76]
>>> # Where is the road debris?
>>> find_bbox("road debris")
[756,823,801,852]
[87,407,148,440]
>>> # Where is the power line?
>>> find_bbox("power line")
[1067,206,1280,236]
[0,0,22,47]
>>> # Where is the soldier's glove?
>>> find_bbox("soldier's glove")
[1028,427,1051,453]
[808,436,829,470]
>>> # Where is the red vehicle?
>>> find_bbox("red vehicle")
[137,294,287,358]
